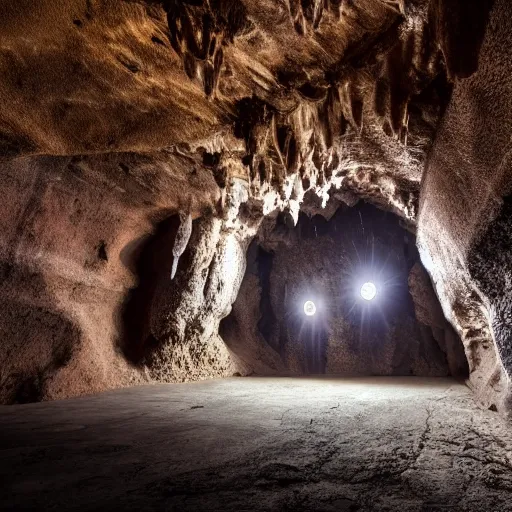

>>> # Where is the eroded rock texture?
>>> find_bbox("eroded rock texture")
[417,0,512,414]
[0,0,510,412]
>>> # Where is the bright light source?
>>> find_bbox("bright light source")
[303,300,316,316]
[360,282,377,301]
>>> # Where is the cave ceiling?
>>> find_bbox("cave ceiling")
[0,0,454,221]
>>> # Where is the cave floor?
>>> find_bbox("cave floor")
[1,377,512,511]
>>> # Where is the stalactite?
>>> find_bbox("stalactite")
[171,211,193,280]
[203,61,215,96]
[179,8,203,60]
[196,13,213,61]
[166,10,183,56]
[258,159,267,185]
[390,89,408,134]
[312,140,324,173]
[352,99,363,133]
[374,77,389,119]
[340,110,348,136]
[321,86,344,147]
[268,115,281,167]
[212,47,224,95]
[380,37,412,137]
[183,51,197,79]
[291,172,303,200]
[163,0,248,97]
[208,34,217,58]
[286,129,300,174]
[347,82,364,134]
[312,0,325,29]
[324,156,333,180]
[288,0,339,33]
[294,10,307,35]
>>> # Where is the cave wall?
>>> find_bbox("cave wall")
[222,202,467,378]
[0,152,228,402]
[417,0,512,414]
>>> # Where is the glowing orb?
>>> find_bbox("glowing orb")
[360,282,377,301]
[303,300,317,316]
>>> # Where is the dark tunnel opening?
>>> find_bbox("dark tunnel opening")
[221,201,469,379]
[118,214,181,364]
[256,246,277,350]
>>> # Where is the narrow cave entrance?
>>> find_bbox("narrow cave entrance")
[221,200,469,379]
[118,214,182,364]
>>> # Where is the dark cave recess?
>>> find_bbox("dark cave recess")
[221,202,469,378]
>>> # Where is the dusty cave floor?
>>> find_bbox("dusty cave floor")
[1,377,512,512]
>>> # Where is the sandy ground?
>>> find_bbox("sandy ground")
[1,377,512,511]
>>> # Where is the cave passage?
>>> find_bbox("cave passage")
[222,202,468,379]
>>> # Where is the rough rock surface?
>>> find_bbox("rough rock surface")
[0,0,510,413]
[417,0,512,415]
[0,153,221,403]
[408,262,468,378]
[1,377,512,511]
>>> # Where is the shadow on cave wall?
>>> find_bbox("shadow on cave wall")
[0,265,79,404]
[468,195,512,377]
[118,214,180,364]
[429,0,495,80]
[221,201,468,378]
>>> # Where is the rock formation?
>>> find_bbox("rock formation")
[0,0,510,416]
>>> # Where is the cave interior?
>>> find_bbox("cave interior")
[1,0,512,510]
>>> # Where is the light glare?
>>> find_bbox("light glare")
[303,300,316,316]
[360,282,377,301]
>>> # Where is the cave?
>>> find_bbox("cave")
[1,0,512,510]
